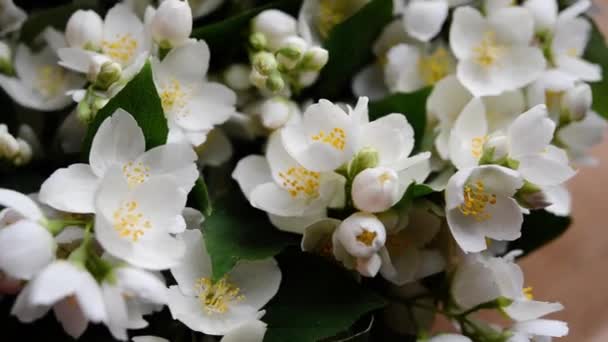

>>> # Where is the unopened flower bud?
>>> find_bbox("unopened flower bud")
[13,139,32,166]
[515,181,550,210]
[258,97,299,130]
[349,147,379,178]
[253,51,278,76]
[334,212,386,258]
[65,10,103,49]
[251,10,297,51]
[352,167,401,213]
[297,71,319,88]
[276,36,307,69]
[0,41,12,75]
[224,64,252,91]
[151,0,192,48]
[77,101,93,123]
[562,83,591,122]
[249,69,267,89]
[265,71,285,93]
[249,32,267,51]
[0,125,19,158]
[301,47,329,71]
[94,61,122,90]
[482,135,508,163]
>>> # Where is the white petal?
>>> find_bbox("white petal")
[495,47,546,92]
[449,98,487,170]
[488,7,534,46]
[404,0,448,42]
[159,40,210,82]
[552,17,590,58]
[0,221,55,280]
[449,7,487,60]
[29,261,81,306]
[504,300,564,321]
[452,255,502,309]
[0,189,44,221]
[0,74,74,111]
[53,297,89,338]
[470,165,524,196]
[116,267,168,305]
[11,282,51,322]
[170,229,211,297]
[427,74,472,126]
[542,185,571,217]
[360,113,415,166]
[352,64,389,101]
[38,164,98,214]
[446,208,487,253]
[220,320,267,342]
[384,44,424,93]
[74,270,107,323]
[480,196,523,242]
[232,155,273,200]
[102,283,129,341]
[457,59,505,97]
[197,129,233,167]
[270,211,326,235]
[250,182,313,217]
[523,0,558,32]
[508,105,554,158]
[89,108,145,177]
[555,55,602,82]
[229,258,281,310]
[512,319,568,337]
[518,154,576,186]
[135,143,198,193]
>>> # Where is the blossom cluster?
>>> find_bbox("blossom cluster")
[0,0,606,341]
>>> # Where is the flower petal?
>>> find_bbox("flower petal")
[39,164,99,214]
[508,105,554,158]
[0,221,55,280]
[0,189,44,221]
[403,0,448,42]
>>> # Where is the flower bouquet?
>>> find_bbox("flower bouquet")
[0,0,606,341]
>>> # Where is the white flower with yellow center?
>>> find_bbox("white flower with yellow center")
[0,189,56,280]
[452,253,565,322]
[428,75,525,160]
[446,165,524,253]
[11,260,107,339]
[39,109,198,215]
[152,40,237,146]
[384,42,455,93]
[0,43,85,111]
[232,132,344,227]
[449,6,546,96]
[94,166,188,270]
[168,229,281,335]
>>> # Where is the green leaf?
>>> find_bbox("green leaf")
[316,0,393,98]
[584,20,608,119]
[20,0,98,44]
[82,62,168,156]
[189,178,213,217]
[191,0,301,62]
[203,188,299,281]
[369,88,431,151]
[263,252,387,342]
[508,210,571,257]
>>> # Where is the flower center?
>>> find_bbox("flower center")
[523,286,534,300]
[356,229,377,246]
[102,34,138,65]
[160,79,191,115]
[195,277,244,315]
[36,65,67,98]
[471,135,488,158]
[474,32,503,67]
[311,127,346,151]
[459,180,497,222]
[278,166,321,198]
[418,47,451,85]
[122,161,150,188]
[112,200,151,242]
[317,0,350,39]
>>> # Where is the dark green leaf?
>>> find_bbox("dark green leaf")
[508,210,571,257]
[369,88,432,151]
[263,252,387,342]
[20,0,98,44]
[189,178,213,217]
[82,62,168,156]
[584,19,608,119]
[203,188,299,281]
[316,0,393,98]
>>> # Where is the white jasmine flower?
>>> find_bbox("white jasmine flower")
[0,189,55,280]
[298,0,369,44]
[332,212,387,277]
[94,167,188,270]
[151,0,192,48]
[384,42,455,93]
[65,10,104,49]
[102,266,168,340]
[558,111,607,166]
[379,204,445,285]
[561,82,592,121]
[401,0,449,42]
[257,96,301,130]
[0,0,26,35]
[451,253,564,321]
[449,6,545,96]
[507,319,569,341]
[252,10,297,50]
[11,260,107,339]
[220,320,268,342]
[152,40,237,146]
[232,132,344,221]
[40,109,198,214]
[168,229,281,335]
[445,165,524,253]
[0,43,86,111]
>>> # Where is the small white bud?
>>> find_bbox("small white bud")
[352,167,401,213]
[13,139,32,166]
[302,47,329,71]
[224,64,252,91]
[88,54,113,81]
[483,135,508,162]
[65,10,103,49]
[249,69,267,89]
[151,0,193,48]
[334,212,386,258]
[251,10,297,51]
[0,125,19,158]
[265,72,285,93]
[297,71,319,88]
[91,58,122,90]
[562,83,592,122]
[259,97,297,130]
[252,51,278,76]
[276,36,308,69]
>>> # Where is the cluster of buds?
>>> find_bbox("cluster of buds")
[0,124,32,166]
[249,10,329,95]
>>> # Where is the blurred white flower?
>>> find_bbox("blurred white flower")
[0,0,26,35]
[65,10,104,49]
[151,0,192,49]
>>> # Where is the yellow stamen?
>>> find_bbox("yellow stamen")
[112,200,152,242]
[523,286,534,300]
[317,0,350,39]
[474,32,503,67]
[195,277,244,315]
[102,34,138,65]
[36,65,67,98]
[471,135,488,158]
[278,167,321,198]
[459,180,497,222]
[122,161,151,187]
[356,229,377,246]
[418,47,452,85]
[311,127,346,151]
[160,79,190,114]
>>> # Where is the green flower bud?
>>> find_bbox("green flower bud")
[249,32,267,51]
[94,61,122,90]
[349,147,380,179]
[265,71,285,93]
